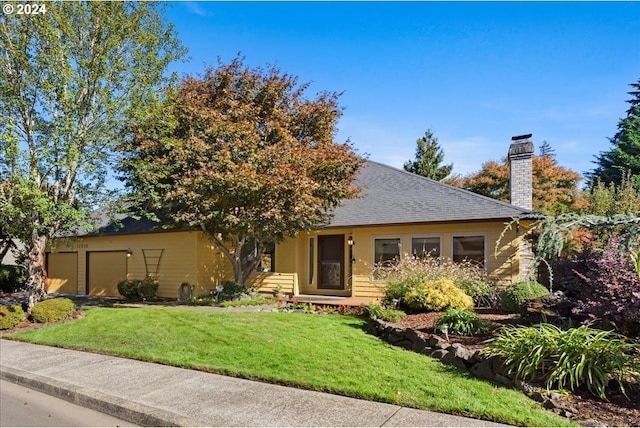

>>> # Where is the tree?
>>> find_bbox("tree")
[460,155,586,215]
[589,78,640,187]
[403,129,453,181]
[0,2,185,310]
[583,171,640,217]
[538,140,556,159]
[118,58,364,288]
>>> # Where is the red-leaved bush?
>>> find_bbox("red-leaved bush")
[571,236,640,338]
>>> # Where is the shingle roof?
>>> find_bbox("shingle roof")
[325,160,529,228]
[84,160,530,235]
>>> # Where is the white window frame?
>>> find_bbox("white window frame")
[451,233,488,270]
[409,234,443,263]
[371,236,402,281]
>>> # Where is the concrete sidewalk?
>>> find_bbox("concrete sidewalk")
[0,340,506,427]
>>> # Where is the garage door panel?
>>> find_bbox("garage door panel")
[88,252,127,296]
[47,253,78,294]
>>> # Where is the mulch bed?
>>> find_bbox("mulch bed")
[399,310,640,427]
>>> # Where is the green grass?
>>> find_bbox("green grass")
[5,307,572,426]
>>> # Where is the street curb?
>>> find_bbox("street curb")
[0,365,205,427]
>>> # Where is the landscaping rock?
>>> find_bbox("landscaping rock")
[441,351,468,370]
[426,335,449,349]
[469,359,494,381]
[446,343,475,361]
[430,349,449,359]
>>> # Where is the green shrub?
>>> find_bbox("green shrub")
[31,298,76,323]
[458,280,500,308]
[221,281,246,299]
[0,304,25,329]
[0,265,27,293]
[435,308,493,336]
[378,254,494,308]
[485,323,640,399]
[364,301,406,323]
[500,281,549,313]
[404,278,474,313]
[117,277,159,301]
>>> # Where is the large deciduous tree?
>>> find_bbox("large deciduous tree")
[0,2,185,310]
[119,58,364,288]
[589,78,640,188]
[459,149,586,215]
[403,129,453,181]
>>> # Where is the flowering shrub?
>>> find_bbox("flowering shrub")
[373,253,495,307]
[571,236,640,338]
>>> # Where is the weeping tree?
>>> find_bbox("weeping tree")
[0,2,185,310]
[498,213,640,285]
[119,57,364,288]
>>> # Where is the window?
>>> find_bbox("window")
[372,237,401,280]
[243,240,275,272]
[411,236,441,260]
[374,238,401,266]
[452,235,486,268]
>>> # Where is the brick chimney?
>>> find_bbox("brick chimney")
[508,134,534,210]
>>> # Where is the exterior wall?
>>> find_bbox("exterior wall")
[276,221,523,298]
[50,230,201,298]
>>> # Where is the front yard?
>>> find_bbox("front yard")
[4,306,570,427]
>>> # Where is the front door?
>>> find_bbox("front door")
[318,235,344,290]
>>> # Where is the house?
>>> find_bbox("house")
[46,139,535,299]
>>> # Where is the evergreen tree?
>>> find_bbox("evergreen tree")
[403,129,453,181]
[589,78,640,187]
[539,141,556,159]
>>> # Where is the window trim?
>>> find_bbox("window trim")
[409,234,443,263]
[450,233,488,270]
[371,236,402,281]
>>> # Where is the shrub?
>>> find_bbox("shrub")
[0,304,25,329]
[364,301,406,323]
[435,308,493,336]
[378,254,495,308]
[31,298,76,323]
[0,265,27,293]
[458,280,500,308]
[403,278,473,313]
[570,236,640,338]
[221,281,245,299]
[500,281,549,313]
[485,323,640,400]
[117,277,159,301]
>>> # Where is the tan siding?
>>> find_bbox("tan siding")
[250,272,297,294]
[51,231,200,298]
[46,252,78,294]
[276,221,524,298]
[195,232,233,296]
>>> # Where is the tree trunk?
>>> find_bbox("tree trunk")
[26,234,47,312]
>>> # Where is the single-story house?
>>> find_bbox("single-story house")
[46,139,535,299]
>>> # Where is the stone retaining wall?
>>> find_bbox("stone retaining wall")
[367,319,588,422]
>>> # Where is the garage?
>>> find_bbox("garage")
[87,251,127,296]
[47,252,78,294]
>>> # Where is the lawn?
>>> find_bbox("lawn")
[6,307,572,426]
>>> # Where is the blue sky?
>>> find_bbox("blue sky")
[164,1,639,181]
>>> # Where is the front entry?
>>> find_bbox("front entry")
[318,235,344,290]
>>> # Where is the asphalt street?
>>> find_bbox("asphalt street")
[0,379,138,427]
